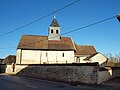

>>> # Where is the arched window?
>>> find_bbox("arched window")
[51,29,53,33]
[62,53,64,57]
[56,30,58,34]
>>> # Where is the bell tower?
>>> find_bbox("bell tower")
[48,16,60,40]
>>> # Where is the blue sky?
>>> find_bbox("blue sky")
[0,0,120,58]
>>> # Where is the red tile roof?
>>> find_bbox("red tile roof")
[17,35,75,51]
[74,43,97,55]
[3,55,16,64]
[17,35,97,55]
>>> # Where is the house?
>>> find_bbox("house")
[74,43,97,63]
[2,55,16,64]
[74,43,108,66]
[0,58,4,64]
[16,17,75,64]
[83,52,108,67]
[16,17,107,65]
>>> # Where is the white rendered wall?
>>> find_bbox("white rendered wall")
[16,49,75,64]
[74,56,88,63]
[16,49,21,64]
[90,53,107,65]
[74,53,107,65]
[48,26,60,40]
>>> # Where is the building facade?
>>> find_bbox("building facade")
[16,17,75,64]
[16,17,106,65]
[83,52,108,67]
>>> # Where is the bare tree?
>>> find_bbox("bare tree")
[106,53,120,66]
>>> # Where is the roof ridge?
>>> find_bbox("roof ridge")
[22,34,47,37]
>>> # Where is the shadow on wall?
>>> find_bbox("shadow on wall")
[0,64,7,73]
[98,66,120,84]
[111,67,120,78]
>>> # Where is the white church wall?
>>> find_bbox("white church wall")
[21,50,40,64]
[16,49,21,64]
[16,49,75,64]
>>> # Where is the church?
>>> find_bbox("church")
[16,17,107,65]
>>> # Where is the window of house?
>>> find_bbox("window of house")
[56,30,58,34]
[62,53,64,57]
[51,29,53,33]
[76,57,80,63]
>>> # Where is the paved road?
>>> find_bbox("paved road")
[0,74,120,90]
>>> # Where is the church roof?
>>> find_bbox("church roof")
[74,43,97,55]
[17,35,97,53]
[17,35,75,51]
[50,17,60,27]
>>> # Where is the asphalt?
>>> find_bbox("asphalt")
[0,73,120,90]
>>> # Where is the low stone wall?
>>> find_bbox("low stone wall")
[5,63,120,84]
[111,67,120,78]
[6,63,99,84]
[98,67,120,84]
[98,67,112,84]
[6,64,28,74]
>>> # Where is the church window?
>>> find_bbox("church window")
[62,53,64,57]
[51,29,53,33]
[56,30,58,34]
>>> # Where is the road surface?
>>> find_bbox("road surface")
[0,74,120,90]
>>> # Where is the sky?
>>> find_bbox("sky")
[0,0,120,58]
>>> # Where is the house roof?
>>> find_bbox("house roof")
[3,55,16,64]
[74,43,97,55]
[84,52,99,61]
[50,17,60,27]
[0,58,3,62]
[17,35,75,51]
[4,55,16,60]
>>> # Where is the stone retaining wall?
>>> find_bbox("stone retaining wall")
[6,63,99,84]
[4,63,120,84]
[98,67,120,84]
